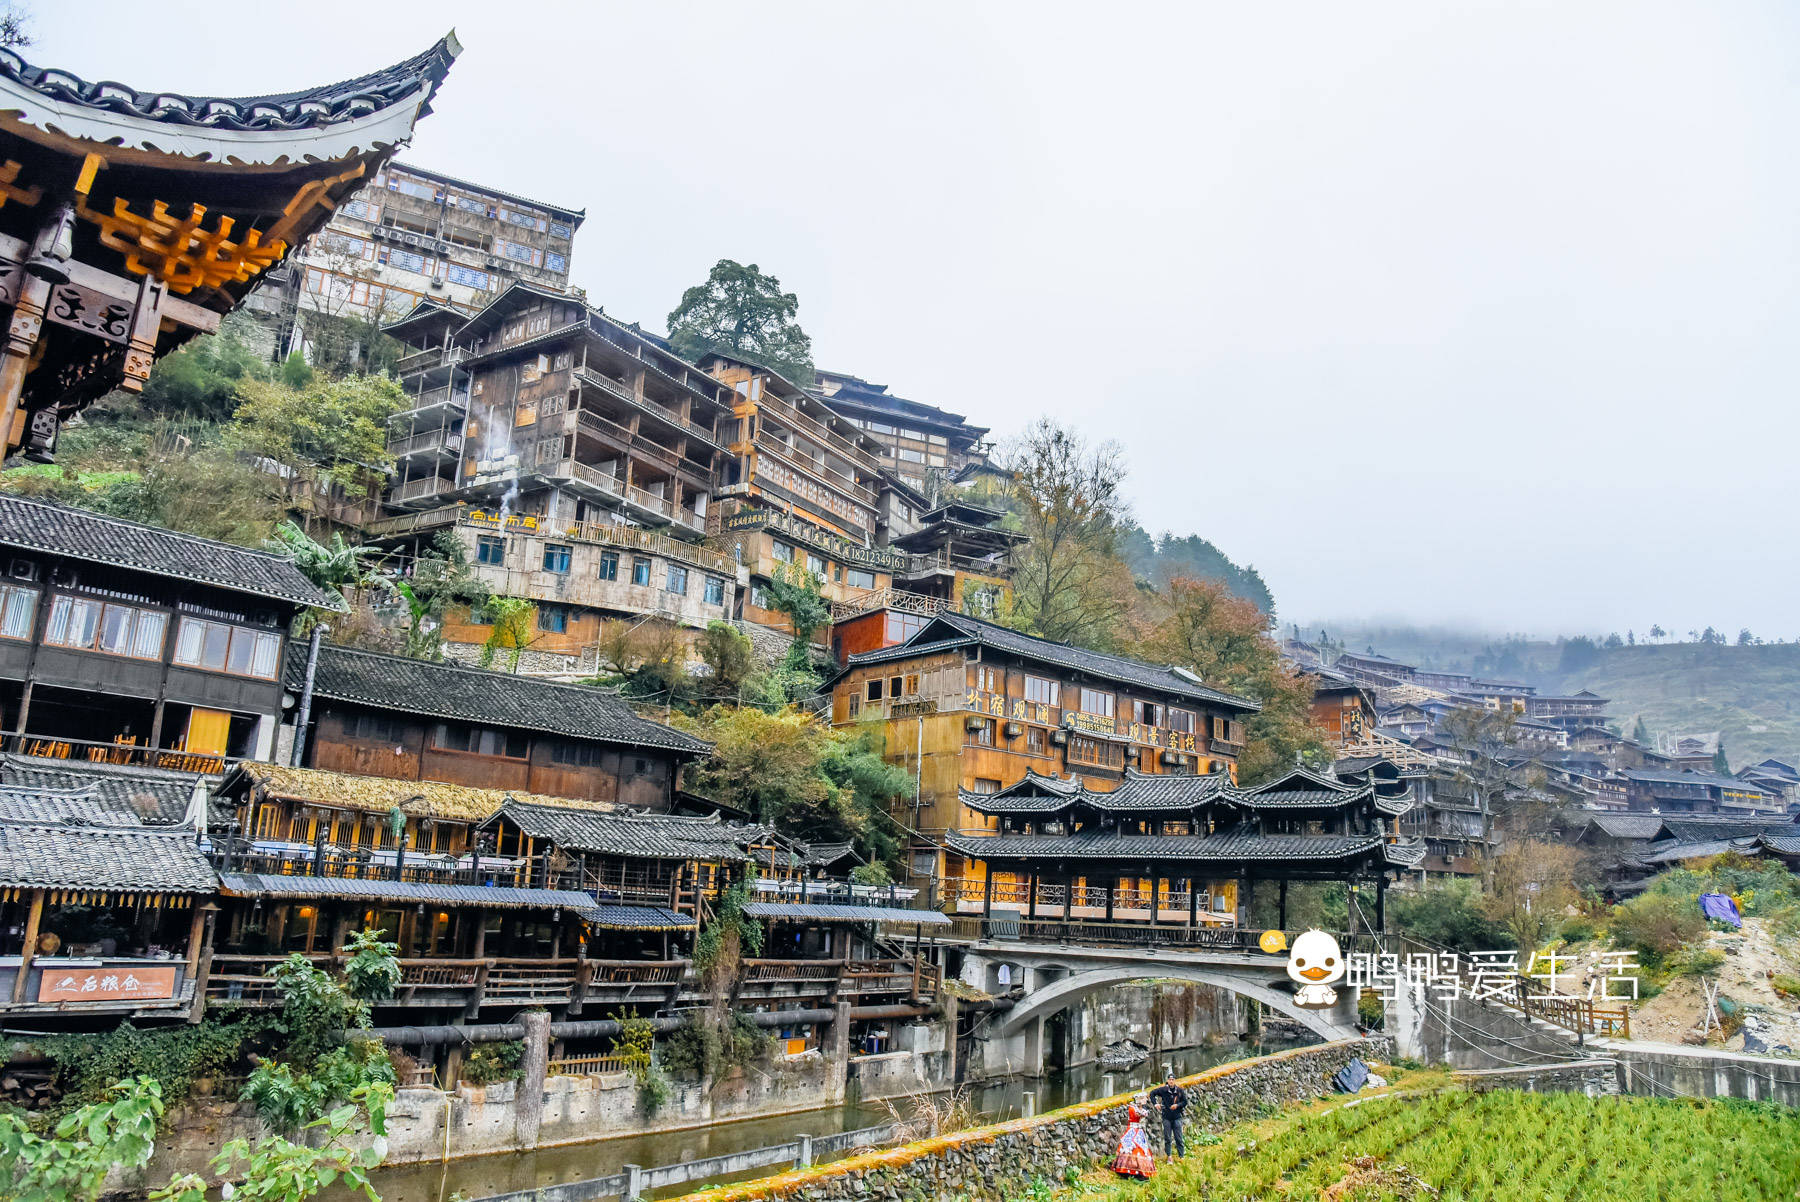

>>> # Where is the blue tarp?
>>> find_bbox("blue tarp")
[1699,893,1742,928]
[1331,1058,1370,1094]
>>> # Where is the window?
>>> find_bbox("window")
[173,617,278,678]
[1078,688,1115,718]
[1168,708,1197,734]
[498,240,542,266]
[969,778,1002,794]
[467,603,494,626]
[771,540,794,564]
[384,248,429,274]
[1133,700,1164,727]
[847,693,862,719]
[1026,727,1047,754]
[749,585,771,609]
[889,675,904,699]
[866,678,884,702]
[445,263,491,290]
[1068,735,1126,769]
[499,207,546,230]
[347,712,404,741]
[432,723,528,758]
[538,605,568,633]
[806,553,826,578]
[549,221,574,239]
[966,719,996,747]
[846,568,876,589]
[704,575,726,605]
[477,536,506,565]
[974,665,999,693]
[543,543,572,573]
[1024,675,1060,706]
[0,585,34,640]
[545,253,567,273]
[50,600,166,660]
[550,741,603,766]
[588,552,615,582]
[898,448,925,464]
[631,557,652,586]
[665,565,688,594]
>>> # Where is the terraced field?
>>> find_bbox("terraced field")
[1064,1089,1800,1201]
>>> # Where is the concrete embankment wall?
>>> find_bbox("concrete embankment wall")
[1604,1041,1800,1106]
[664,1039,1390,1202]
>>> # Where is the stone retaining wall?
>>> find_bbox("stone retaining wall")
[669,1038,1390,1202]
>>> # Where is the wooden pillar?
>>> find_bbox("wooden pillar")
[1243,877,1256,928]
[1376,877,1387,935]
[982,871,994,918]
[1278,879,1289,931]
[1104,878,1115,923]
[1187,877,1198,929]
[12,889,44,1003]
[1147,875,1158,928]
[0,249,56,456]
[1026,871,1038,920]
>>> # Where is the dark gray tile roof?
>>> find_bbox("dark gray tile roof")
[1657,816,1800,843]
[1759,834,1800,856]
[289,644,709,754]
[944,827,1388,864]
[958,770,1086,814]
[741,901,950,926]
[0,495,342,610]
[0,782,141,827]
[1579,813,1669,841]
[0,756,210,826]
[218,872,594,912]
[1096,771,1234,811]
[488,800,765,862]
[576,903,694,931]
[1632,837,1762,866]
[752,841,857,870]
[0,823,215,891]
[0,34,457,135]
[846,613,1259,713]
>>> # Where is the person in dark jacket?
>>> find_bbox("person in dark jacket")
[1147,1072,1188,1156]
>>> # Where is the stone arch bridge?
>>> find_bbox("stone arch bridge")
[956,939,1362,1078]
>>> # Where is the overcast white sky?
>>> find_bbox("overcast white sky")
[35,3,1800,639]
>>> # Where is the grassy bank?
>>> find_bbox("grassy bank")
[1057,1087,1800,1201]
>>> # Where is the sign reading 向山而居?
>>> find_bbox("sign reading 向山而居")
[37,964,179,1003]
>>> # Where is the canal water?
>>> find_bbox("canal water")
[366,1034,1312,1202]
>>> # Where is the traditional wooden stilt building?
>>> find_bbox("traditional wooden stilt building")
[943,765,1421,940]
[0,33,459,457]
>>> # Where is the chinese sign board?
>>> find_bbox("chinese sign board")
[37,964,179,1003]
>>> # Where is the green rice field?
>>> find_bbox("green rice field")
[1065,1088,1800,1201]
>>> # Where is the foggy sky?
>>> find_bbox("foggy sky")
[35,3,1800,638]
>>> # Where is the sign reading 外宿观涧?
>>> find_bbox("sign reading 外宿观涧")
[37,964,179,1003]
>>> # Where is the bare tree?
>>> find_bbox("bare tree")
[0,4,32,48]
[1002,418,1135,649]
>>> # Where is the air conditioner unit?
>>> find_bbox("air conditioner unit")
[7,559,37,582]
[49,565,77,588]
[965,716,988,732]
[1050,729,1068,746]
[1160,750,1181,766]
[1003,722,1023,738]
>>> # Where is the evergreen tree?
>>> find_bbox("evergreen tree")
[666,259,815,384]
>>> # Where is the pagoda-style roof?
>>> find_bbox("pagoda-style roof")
[959,766,1403,818]
[0,34,458,168]
[0,34,460,459]
[944,826,1404,874]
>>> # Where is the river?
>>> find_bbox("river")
[365,1034,1313,1202]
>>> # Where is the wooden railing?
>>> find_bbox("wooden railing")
[547,1053,630,1077]
[484,959,580,1002]
[389,428,463,458]
[394,475,456,504]
[6,732,228,774]
[828,586,951,621]
[585,959,687,986]
[740,959,844,983]
[1512,972,1632,1039]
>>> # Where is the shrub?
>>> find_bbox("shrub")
[1387,879,1511,953]
[1558,917,1598,944]
[1670,948,1727,977]
[41,1016,265,1119]
[1358,990,1384,1029]
[1609,891,1706,969]
[1771,974,1800,1000]
[460,1042,524,1087]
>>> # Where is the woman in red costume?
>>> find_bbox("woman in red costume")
[1109,1102,1157,1179]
